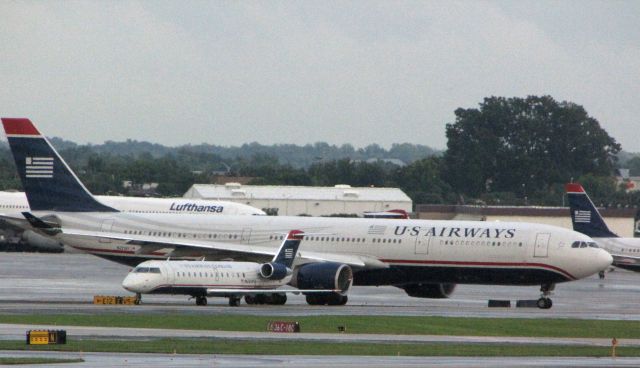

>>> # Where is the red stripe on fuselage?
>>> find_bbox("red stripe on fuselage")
[380,259,576,280]
[1,118,41,135]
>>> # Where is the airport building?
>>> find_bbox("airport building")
[415,204,639,237]
[183,183,412,216]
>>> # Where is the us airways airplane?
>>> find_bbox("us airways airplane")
[123,230,350,306]
[2,118,612,308]
[566,183,640,272]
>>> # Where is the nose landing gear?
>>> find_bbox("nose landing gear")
[537,283,554,309]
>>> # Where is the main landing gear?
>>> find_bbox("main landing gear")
[305,293,348,306]
[228,296,241,307]
[195,296,207,306]
[244,293,287,305]
[537,283,554,309]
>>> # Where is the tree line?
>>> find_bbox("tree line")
[0,95,638,208]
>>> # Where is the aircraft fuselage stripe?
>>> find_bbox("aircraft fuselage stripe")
[380,259,576,280]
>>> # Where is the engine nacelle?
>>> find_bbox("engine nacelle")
[22,230,64,253]
[259,262,290,280]
[292,262,353,294]
[400,283,456,298]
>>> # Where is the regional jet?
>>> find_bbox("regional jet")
[566,183,640,272]
[123,230,350,306]
[1,118,612,308]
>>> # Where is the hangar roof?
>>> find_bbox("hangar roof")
[184,184,412,203]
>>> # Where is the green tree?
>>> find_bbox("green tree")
[394,157,453,204]
[626,156,640,176]
[443,96,621,198]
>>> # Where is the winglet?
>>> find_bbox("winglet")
[22,211,61,235]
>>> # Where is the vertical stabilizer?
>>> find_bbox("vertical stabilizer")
[1,118,117,212]
[272,230,304,268]
[565,183,617,238]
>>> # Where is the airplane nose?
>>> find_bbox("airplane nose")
[598,249,613,271]
[122,275,136,292]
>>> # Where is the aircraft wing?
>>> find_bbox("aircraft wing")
[61,229,386,270]
[0,213,33,230]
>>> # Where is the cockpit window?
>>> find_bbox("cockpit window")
[571,241,598,249]
[133,267,149,273]
[149,267,161,274]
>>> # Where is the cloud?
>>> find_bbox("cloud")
[1,1,638,151]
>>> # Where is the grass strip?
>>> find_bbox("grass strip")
[0,314,637,338]
[0,357,84,365]
[0,338,636,357]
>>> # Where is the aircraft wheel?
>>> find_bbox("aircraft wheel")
[306,294,321,305]
[244,295,256,305]
[270,293,287,305]
[229,297,241,307]
[195,296,207,306]
[327,293,348,306]
[536,297,552,309]
[255,294,267,304]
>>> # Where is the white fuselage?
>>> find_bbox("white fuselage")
[122,260,287,295]
[0,191,265,216]
[593,237,640,270]
[44,211,612,286]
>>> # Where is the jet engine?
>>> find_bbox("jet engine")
[22,230,64,253]
[259,262,290,280]
[400,282,456,298]
[291,262,353,294]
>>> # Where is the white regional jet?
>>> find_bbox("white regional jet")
[123,230,349,306]
[2,118,612,308]
[566,183,640,272]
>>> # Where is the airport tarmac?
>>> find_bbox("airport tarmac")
[2,350,640,368]
[0,252,638,319]
[2,252,640,367]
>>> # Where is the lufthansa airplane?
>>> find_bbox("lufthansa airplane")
[566,182,640,272]
[0,172,264,252]
[123,230,350,306]
[2,118,612,308]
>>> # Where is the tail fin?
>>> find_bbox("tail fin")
[565,183,617,238]
[272,230,304,268]
[1,118,117,212]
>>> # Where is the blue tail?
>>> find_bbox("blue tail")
[565,183,617,238]
[272,230,304,268]
[1,118,117,212]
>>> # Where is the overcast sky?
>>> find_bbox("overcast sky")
[1,1,639,152]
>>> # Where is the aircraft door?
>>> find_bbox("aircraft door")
[164,264,175,285]
[99,219,114,243]
[534,233,550,258]
[415,236,430,255]
[241,228,252,244]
